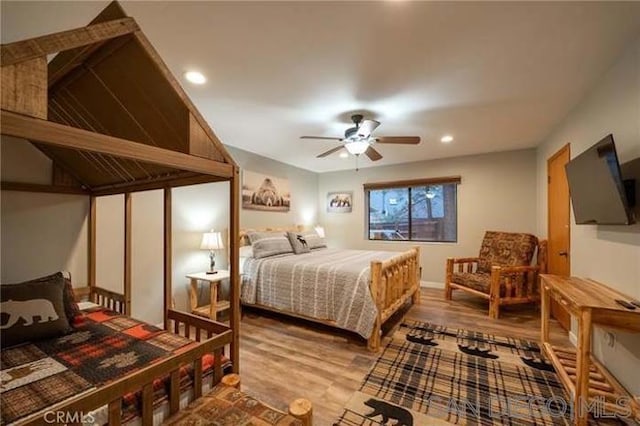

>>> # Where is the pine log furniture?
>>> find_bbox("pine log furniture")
[0,1,245,424]
[164,373,313,426]
[187,271,231,321]
[445,230,547,318]
[540,275,640,426]
[239,227,421,352]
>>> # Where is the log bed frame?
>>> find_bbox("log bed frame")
[0,2,267,424]
[239,228,422,351]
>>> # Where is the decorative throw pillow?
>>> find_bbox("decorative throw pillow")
[1,274,71,347]
[300,230,327,250]
[248,231,294,259]
[20,271,81,322]
[287,232,311,254]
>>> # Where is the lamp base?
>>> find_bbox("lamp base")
[206,270,218,275]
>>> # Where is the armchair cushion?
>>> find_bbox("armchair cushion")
[451,272,494,295]
[477,231,538,274]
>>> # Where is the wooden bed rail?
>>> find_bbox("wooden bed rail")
[24,328,232,426]
[368,246,421,351]
[74,286,126,314]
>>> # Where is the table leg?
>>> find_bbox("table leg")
[189,279,198,313]
[574,309,592,426]
[541,283,550,344]
[209,281,218,321]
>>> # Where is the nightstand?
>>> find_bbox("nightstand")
[186,271,230,321]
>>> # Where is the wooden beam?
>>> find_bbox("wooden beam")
[1,57,47,118]
[163,188,172,330]
[124,193,132,315]
[89,195,97,288]
[1,110,233,178]
[92,173,227,197]
[132,31,237,167]
[1,18,139,67]
[229,167,241,373]
[1,181,89,195]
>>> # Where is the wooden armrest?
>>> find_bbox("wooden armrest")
[491,265,539,274]
[221,373,241,389]
[450,257,479,264]
[289,398,313,426]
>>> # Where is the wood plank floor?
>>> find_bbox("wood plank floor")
[238,287,569,426]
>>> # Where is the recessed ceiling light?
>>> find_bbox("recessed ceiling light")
[185,71,206,85]
[441,135,454,143]
[339,152,349,158]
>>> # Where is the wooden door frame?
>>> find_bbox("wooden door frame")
[547,143,571,330]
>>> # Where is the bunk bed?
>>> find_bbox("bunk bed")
[0,2,250,424]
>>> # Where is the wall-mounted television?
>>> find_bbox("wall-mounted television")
[565,134,636,225]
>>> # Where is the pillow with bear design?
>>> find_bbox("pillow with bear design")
[1,274,71,347]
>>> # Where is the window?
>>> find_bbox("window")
[365,177,459,242]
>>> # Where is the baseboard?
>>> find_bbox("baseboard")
[420,281,444,289]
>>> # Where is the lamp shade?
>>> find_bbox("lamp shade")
[200,231,224,250]
[314,225,325,238]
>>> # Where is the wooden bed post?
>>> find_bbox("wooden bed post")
[229,167,241,372]
[88,195,97,289]
[367,260,383,352]
[412,246,422,305]
[124,192,132,315]
[164,188,172,330]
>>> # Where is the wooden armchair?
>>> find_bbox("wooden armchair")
[445,231,547,319]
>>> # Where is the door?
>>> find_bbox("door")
[547,144,571,330]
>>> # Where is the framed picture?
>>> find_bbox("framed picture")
[327,191,353,213]
[242,170,290,212]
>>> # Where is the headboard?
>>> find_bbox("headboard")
[239,225,306,247]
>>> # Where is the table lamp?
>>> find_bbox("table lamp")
[200,230,224,274]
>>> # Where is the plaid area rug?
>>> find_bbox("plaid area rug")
[335,322,630,426]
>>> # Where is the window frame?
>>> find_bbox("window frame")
[364,176,461,243]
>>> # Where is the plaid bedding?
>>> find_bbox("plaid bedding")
[241,248,399,338]
[0,307,230,425]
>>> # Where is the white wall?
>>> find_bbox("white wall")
[1,138,89,284]
[1,140,319,325]
[536,37,640,393]
[318,149,538,285]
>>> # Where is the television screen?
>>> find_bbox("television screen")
[565,134,635,225]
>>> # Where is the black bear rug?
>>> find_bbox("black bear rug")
[334,321,632,426]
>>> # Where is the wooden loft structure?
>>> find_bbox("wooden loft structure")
[0,1,241,371]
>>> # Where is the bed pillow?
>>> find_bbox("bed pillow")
[287,232,311,254]
[299,230,327,250]
[248,231,294,259]
[1,274,71,347]
[239,245,254,258]
[22,271,81,322]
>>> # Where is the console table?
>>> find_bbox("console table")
[540,274,640,425]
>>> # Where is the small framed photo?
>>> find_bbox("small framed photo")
[327,191,353,213]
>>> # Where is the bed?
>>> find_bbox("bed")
[1,299,231,426]
[0,2,242,424]
[239,228,421,351]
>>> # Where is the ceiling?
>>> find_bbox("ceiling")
[2,1,640,173]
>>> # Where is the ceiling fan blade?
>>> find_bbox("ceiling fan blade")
[316,145,345,158]
[375,136,421,144]
[301,136,343,141]
[357,119,381,137]
[365,146,383,161]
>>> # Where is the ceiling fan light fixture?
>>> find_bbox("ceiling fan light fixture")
[345,140,369,155]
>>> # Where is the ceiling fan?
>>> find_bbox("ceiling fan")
[300,114,421,162]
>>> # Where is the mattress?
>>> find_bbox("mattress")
[241,248,399,338]
[0,304,230,425]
